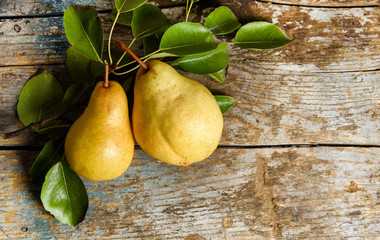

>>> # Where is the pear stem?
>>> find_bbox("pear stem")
[104,62,109,88]
[112,40,149,71]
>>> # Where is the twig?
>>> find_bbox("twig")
[112,40,149,71]
[108,11,120,65]
[3,109,67,139]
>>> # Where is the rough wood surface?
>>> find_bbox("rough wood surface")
[1,2,379,146]
[0,0,378,17]
[0,147,379,239]
[260,0,379,7]
[1,65,379,147]
[1,4,379,69]
[0,0,187,17]
[1,0,379,239]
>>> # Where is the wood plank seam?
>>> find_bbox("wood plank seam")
[0,9,113,20]
[0,1,378,20]
[255,0,380,8]
[0,2,189,20]
[2,144,380,151]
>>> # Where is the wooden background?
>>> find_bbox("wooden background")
[1,0,379,239]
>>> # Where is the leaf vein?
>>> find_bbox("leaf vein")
[209,20,238,31]
[38,76,46,122]
[160,42,215,52]
[60,163,73,222]
[72,8,102,62]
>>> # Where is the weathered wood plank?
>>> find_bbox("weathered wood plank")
[0,0,187,17]
[1,3,379,146]
[1,63,379,146]
[261,147,380,239]
[0,4,378,70]
[0,147,379,239]
[227,2,380,72]
[0,0,377,17]
[260,0,379,7]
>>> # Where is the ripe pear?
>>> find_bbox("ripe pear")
[65,81,134,181]
[132,60,223,166]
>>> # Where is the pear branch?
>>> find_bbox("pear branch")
[108,12,120,65]
[104,62,109,88]
[3,91,92,139]
[115,38,136,67]
[112,40,148,71]
[2,109,66,139]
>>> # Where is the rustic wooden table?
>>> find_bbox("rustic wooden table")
[1,0,379,239]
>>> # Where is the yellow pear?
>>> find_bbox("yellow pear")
[65,81,134,181]
[132,60,223,166]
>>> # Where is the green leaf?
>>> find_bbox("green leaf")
[214,95,236,114]
[233,22,291,49]
[63,83,90,107]
[160,22,217,56]
[132,4,170,38]
[17,71,64,126]
[63,5,104,62]
[209,69,225,83]
[66,47,104,84]
[41,161,88,226]
[115,0,147,13]
[205,6,241,35]
[66,47,90,83]
[110,8,133,26]
[144,37,160,55]
[171,42,229,74]
[30,138,65,181]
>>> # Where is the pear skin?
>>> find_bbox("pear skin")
[65,81,134,181]
[132,60,223,166]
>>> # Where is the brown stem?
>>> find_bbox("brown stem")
[112,40,149,71]
[3,109,66,139]
[104,62,109,88]
[3,91,92,139]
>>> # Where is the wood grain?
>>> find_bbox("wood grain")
[1,2,379,146]
[0,4,379,69]
[1,64,380,147]
[0,147,379,239]
[0,0,187,17]
[258,0,379,7]
[0,0,378,17]
[1,0,379,238]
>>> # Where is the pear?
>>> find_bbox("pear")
[132,60,223,166]
[65,81,134,181]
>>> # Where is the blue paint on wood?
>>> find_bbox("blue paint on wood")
[0,0,109,17]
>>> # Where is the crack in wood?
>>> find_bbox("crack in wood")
[255,154,281,237]
[0,2,187,20]
[2,144,380,151]
[313,68,380,73]
[219,144,380,148]
[2,143,380,151]
[0,227,11,240]
[255,0,380,8]
[0,9,112,20]
[0,0,378,20]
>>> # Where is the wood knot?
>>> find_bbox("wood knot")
[344,180,361,193]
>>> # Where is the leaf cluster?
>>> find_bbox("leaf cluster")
[14,0,291,227]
